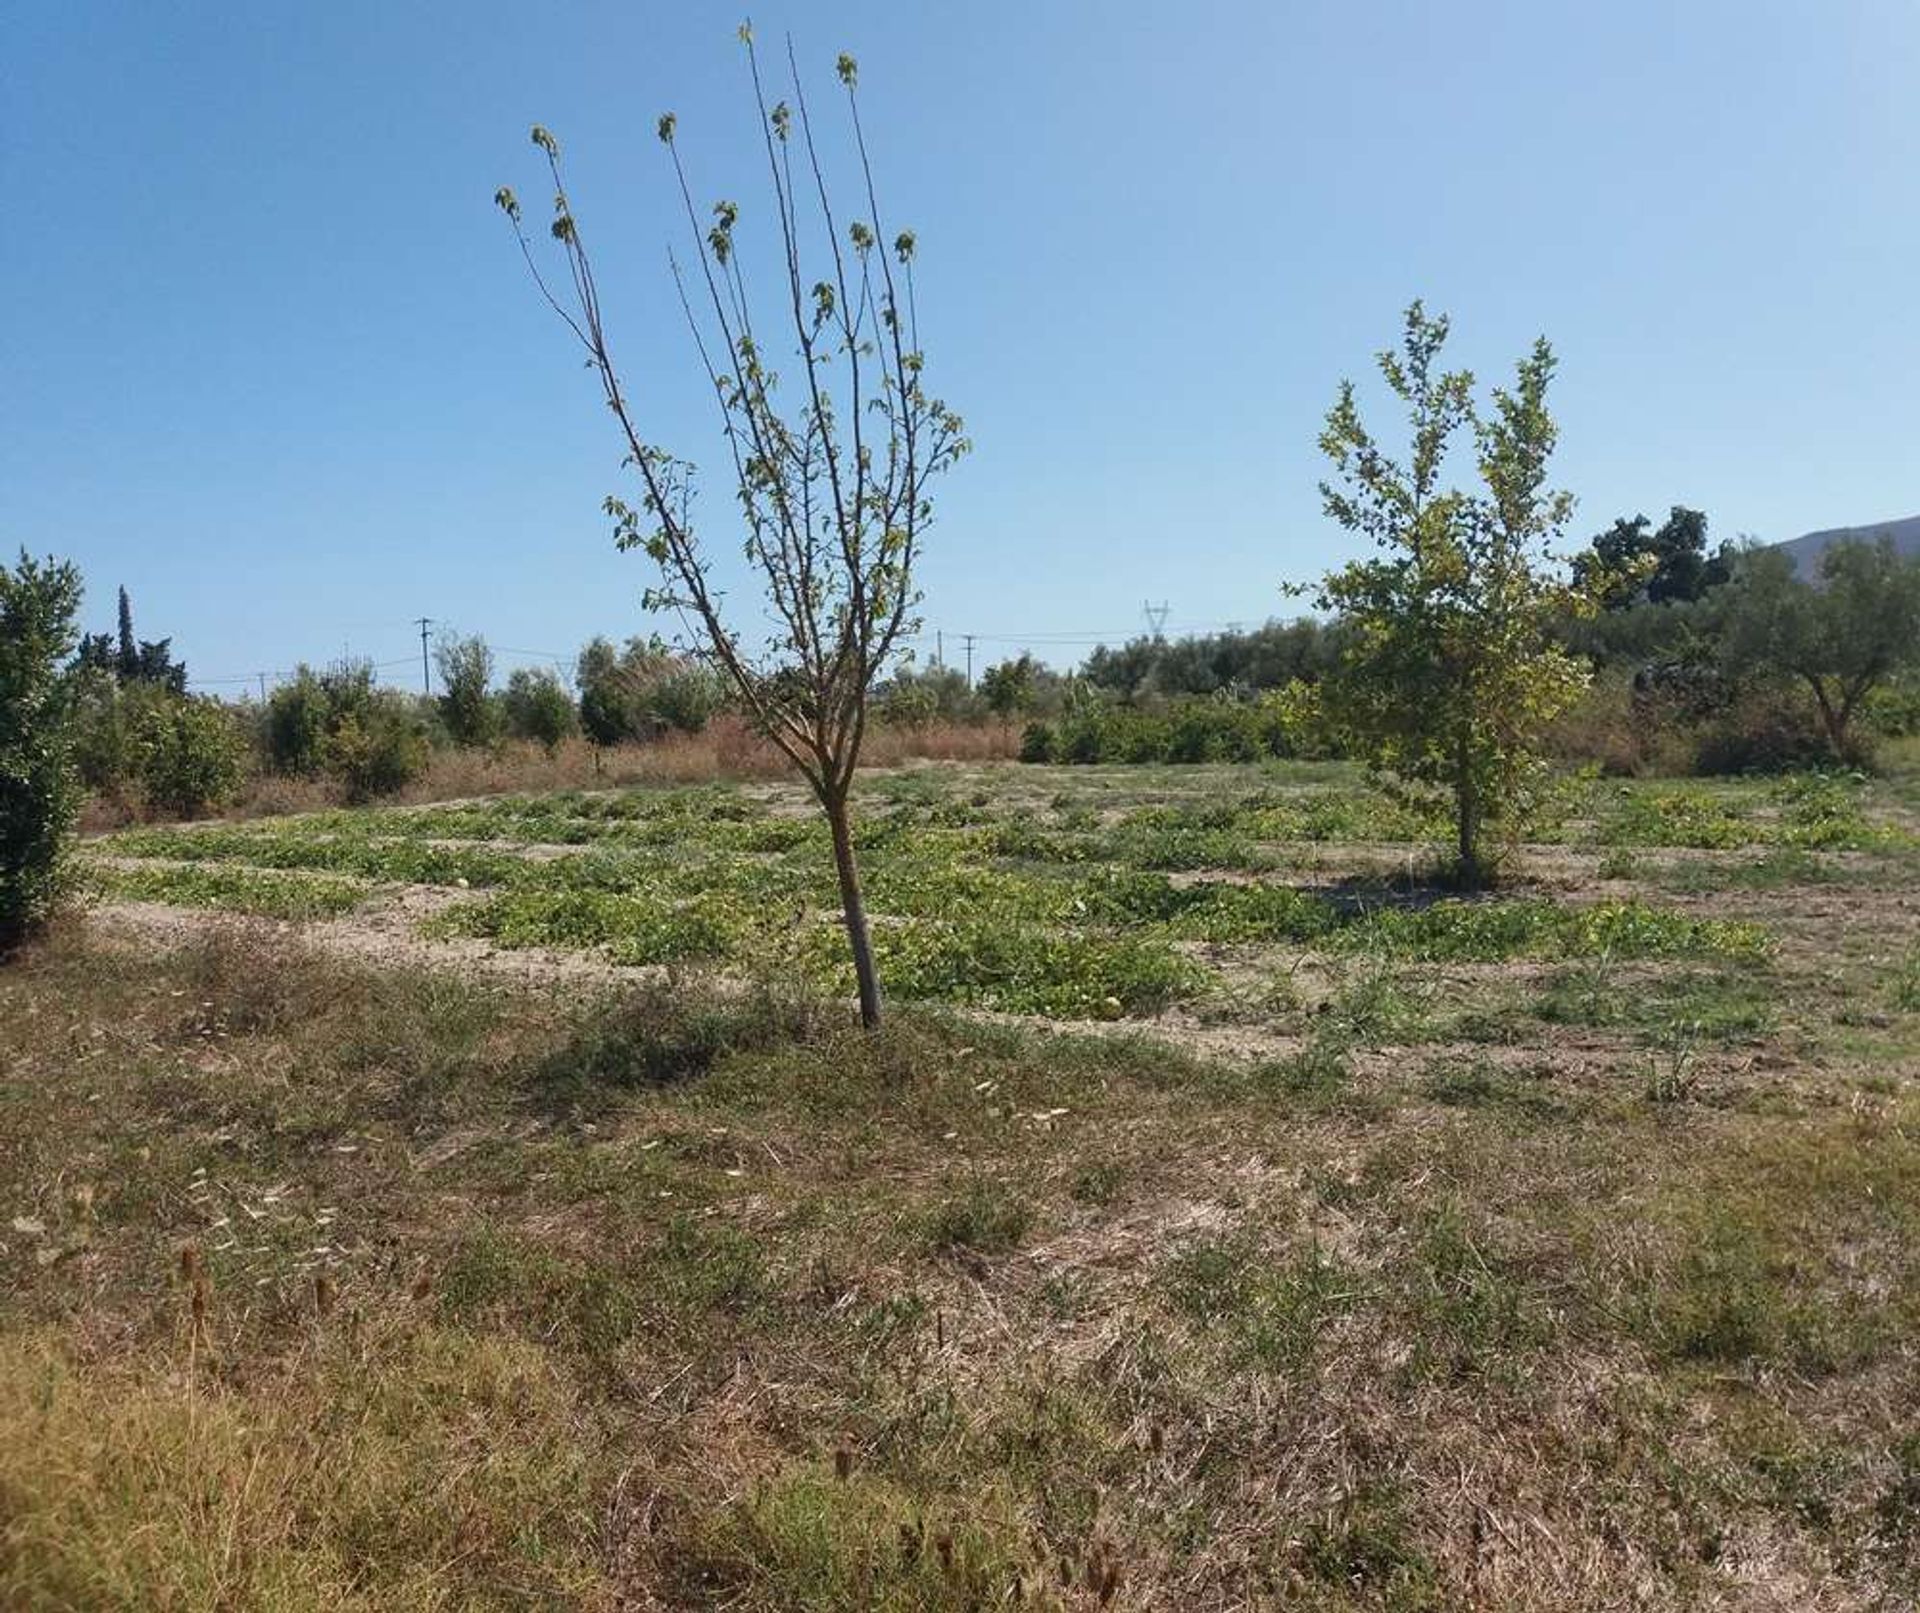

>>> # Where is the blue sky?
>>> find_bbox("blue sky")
[3,1,1915,692]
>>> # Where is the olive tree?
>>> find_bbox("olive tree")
[1309,304,1599,888]
[498,31,967,1027]
[2,551,84,952]
[1715,536,1920,756]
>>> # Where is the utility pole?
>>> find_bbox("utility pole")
[255,671,267,702]
[962,633,976,689]
[1143,600,1170,640]
[935,629,943,670]
[414,617,433,695]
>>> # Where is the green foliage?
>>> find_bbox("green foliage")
[92,861,370,919]
[1311,303,1598,886]
[876,663,974,728]
[1575,506,1732,609]
[978,653,1037,721]
[434,886,752,967]
[1714,537,1920,757]
[924,1177,1033,1253]
[501,666,577,753]
[73,584,188,692]
[323,704,431,804]
[1352,898,1766,964]
[128,693,247,818]
[434,631,500,748]
[1,551,84,950]
[1082,618,1338,701]
[574,636,724,743]
[1016,690,1318,767]
[807,915,1207,1018]
[265,662,430,801]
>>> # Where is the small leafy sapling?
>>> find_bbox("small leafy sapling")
[1307,303,1601,888]
[498,31,967,1027]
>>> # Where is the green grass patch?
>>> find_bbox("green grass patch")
[91,861,371,919]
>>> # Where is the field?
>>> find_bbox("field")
[5,759,1920,1608]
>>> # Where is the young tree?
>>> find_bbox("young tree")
[980,653,1038,723]
[1715,536,1920,756]
[434,632,500,747]
[1309,303,1596,888]
[2,551,84,952]
[503,666,578,753]
[499,31,967,1027]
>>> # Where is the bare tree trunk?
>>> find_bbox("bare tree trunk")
[824,789,883,1030]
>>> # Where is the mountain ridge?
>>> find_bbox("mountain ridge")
[1773,512,1920,574]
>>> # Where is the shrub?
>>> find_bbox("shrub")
[575,636,727,743]
[1,551,84,950]
[502,667,577,753]
[264,663,428,801]
[435,632,501,748]
[648,664,725,735]
[130,692,247,817]
[1690,686,1867,775]
[265,664,356,776]
[1018,720,1056,762]
[1016,697,1316,766]
[67,666,138,794]
[323,697,431,803]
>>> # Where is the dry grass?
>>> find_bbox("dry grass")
[4,862,1917,1608]
[80,718,1020,832]
[17,760,1920,1607]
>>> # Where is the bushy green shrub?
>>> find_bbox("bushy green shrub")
[1690,687,1864,775]
[1863,678,1920,739]
[323,701,431,804]
[435,633,501,748]
[1016,690,1321,767]
[647,664,725,735]
[130,692,247,818]
[502,667,577,753]
[266,665,351,776]
[68,666,137,793]
[1018,721,1056,763]
[575,636,726,742]
[264,662,427,800]
[1,551,84,950]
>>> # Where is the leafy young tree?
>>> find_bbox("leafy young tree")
[502,666,578,753]
[876,662,973,728]
[132,694,247,818]
[1310,303,1595,888]
[499,32,967,1027]
[1714,536,1920,756]
[1,551,84,952]
[263,661,430,798]
[434,632,500,748]
[574,636,724,744]
[979,653,1038,722]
